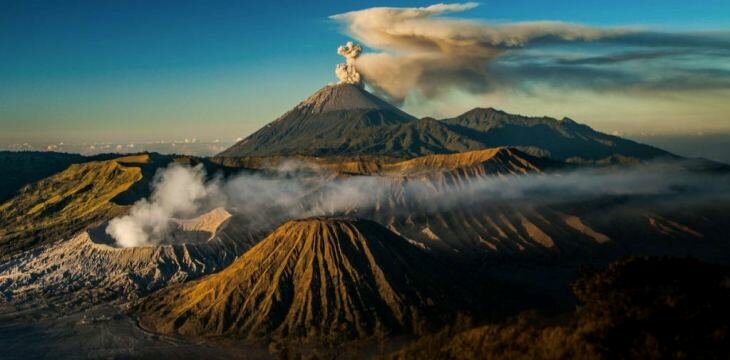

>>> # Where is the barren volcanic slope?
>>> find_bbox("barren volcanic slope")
[219,84,674,161]
[0,207,258,313]
[137,218,468,340]
[380,147,555,178]
[219,83,419,157]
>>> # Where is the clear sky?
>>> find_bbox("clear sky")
[1,0,729,145]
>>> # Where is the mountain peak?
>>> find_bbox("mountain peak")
[295,83,411,116]
[459,107,507,117]
[217,83,416,157]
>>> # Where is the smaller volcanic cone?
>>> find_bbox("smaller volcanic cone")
[136,217,471,340]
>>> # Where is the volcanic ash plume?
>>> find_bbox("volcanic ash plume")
[335,41,363,86]
[331,3,626,103]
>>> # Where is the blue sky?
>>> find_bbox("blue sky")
[1,1,729,144]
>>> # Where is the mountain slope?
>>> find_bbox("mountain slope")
[443,108,674,161]
[0,156,145,256]
[0,151,139,203]
[219,84,417,157]
[218,84,489,158]
[219,85,676,161]
[0,151,86,203]
[137,218,467,340]
[381,147,555,177]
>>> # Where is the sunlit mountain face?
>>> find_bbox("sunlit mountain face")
[1,1,729,359]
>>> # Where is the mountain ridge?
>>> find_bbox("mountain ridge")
[219,84,676,161]
[442,107,673,161]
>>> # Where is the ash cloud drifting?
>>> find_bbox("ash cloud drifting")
[331,3,626,103]
[106,161,730,248]
[330,3,730,104]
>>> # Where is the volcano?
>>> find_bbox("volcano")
[219,84,675,162]
[136,217,469,340]
[219,83,418,157]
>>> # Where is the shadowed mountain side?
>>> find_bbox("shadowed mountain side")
[342,174,729,261]
[370,199,730,264]
[443,108,674,161]
[219,84,420,157]
[0,151,86,203]
[551,196,730,263]
[136,218,482,340]
[339,196,725,263]
[374,206,612,257]
[219,84,676,162]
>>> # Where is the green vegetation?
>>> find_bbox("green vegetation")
[391,257,730,360]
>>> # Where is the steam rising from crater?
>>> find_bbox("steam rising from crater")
[335,41,363,86]
[105,164,220,247]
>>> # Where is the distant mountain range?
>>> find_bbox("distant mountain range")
[219,83,674,162]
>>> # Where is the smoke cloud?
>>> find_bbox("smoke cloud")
[331,3,627,103]
[105,164,221,247]
[106,160,729,248]
[335,41,363,86]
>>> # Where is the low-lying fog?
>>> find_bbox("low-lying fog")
[107,160,730,247]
